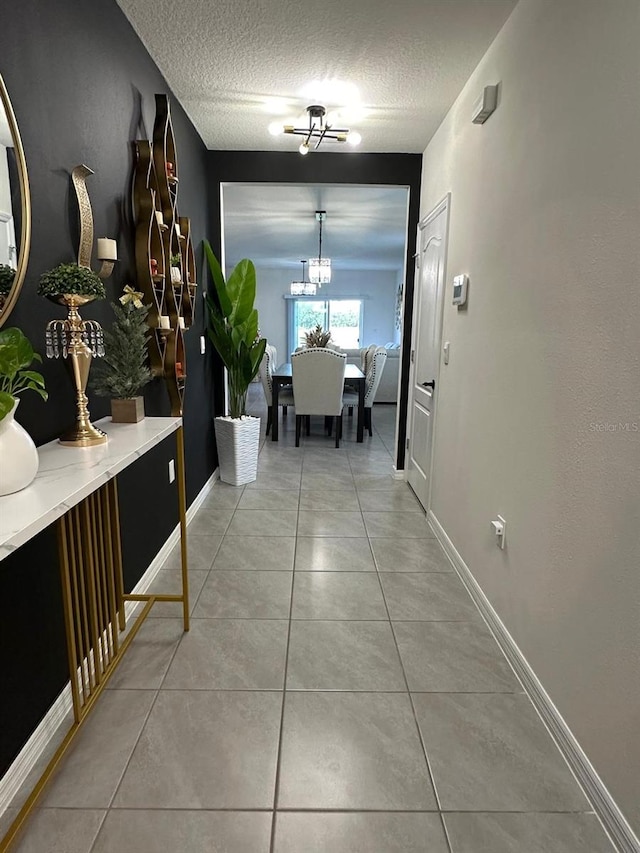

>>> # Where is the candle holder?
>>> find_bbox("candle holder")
[46,294,107,446]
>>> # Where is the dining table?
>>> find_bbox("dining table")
[271,362,366,442]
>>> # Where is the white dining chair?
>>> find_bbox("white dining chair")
[343,346,387,436]
[258,344,294,436]
[291,348,347,448]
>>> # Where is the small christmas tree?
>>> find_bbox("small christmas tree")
[92,287,152,399]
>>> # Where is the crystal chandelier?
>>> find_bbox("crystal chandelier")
[309,211,331,284]
[269,105,362,155]
[290,260,317,296]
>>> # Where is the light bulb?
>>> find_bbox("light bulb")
[347,131,362,147]
[299,141,310,155]
[268,121,284,136]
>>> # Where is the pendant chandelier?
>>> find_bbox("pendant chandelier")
[309,210,331,284]
[269,105,362,155]
[290,260,317,296]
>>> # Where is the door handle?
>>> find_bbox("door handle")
[421,380,435,390]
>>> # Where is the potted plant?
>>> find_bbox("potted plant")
[170,253,182,285]
[0,327,48,495]
[305,323,332,347]
[204,241,266,485]
[38,262,106,302]
[91,287,152,423]
[0,263,15,312]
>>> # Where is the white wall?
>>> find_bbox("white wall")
[252,266,398,360]
[420,0,640,834]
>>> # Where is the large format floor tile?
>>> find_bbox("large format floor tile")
[370,537,452,572]
[226,508,298,537]
[10,809,104,853]
[278,691,436,809]
[213,535,295,571]
[106,618,184,690]
[299,490,360,511]
[358,489,423,512]
[146,570,208,619]
[443,812,614,853]
[41,690,155,808]
[92,809,272,853]
[381,572,479,621]
[245,471,302,490]
[274,812,449,853]
[413,693,590,812]
[188,508,234,536]
[194,571,293,619]
[294,536,375,571]
[237,488,300,510]
[287,620,405,690]
[363,511,432,539]
[113,691,281,808]
[292,572,387,619]
[394,620,520,692]
[163,618,288,689]
[162,533,222,572]
[297,510,366,537]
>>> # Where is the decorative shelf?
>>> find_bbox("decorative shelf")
[132,94,196,415]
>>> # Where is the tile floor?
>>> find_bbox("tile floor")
[5,401,615,852]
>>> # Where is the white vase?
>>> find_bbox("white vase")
[214,415,260,486]
[0,399,39,496]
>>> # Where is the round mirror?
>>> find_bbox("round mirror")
[0,74,31,326]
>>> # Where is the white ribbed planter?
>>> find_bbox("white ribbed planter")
[214,415,260,486]
[0,399,39,496]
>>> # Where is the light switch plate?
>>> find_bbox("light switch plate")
[200,335,206,355]
[168,459,175,483]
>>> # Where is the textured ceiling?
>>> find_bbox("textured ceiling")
[116,0,517,153]
[222,184,409,271]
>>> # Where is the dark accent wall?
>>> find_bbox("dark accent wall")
[207,151,422,467]
[0,0,215,775]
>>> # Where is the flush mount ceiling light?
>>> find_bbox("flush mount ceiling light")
[308,210,331,284]
[290,260,317,296]
[269,105,362,154]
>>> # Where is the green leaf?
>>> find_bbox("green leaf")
[20,370,46,388]
[0,390,14,421]
[203,241,232,318]
[227,260,255,327]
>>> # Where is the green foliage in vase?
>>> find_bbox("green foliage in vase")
[204,241,266,419]
[0,263,15,296]
[170,253,181,267]
[304,323,332,348]
[91,301,152,399]
[38,263,106,299]
[0,327,48,421]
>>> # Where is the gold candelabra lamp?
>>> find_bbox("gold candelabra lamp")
[43,165,117,447]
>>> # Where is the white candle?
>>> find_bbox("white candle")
[97,238,117,261]
[155,211,164,226]
[178,317,185,330]
[159,315,170,330]
[175,223,181,237]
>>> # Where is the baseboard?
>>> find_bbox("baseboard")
[428,510,640,853]
[391,465,406,480]
[0,466,219,818]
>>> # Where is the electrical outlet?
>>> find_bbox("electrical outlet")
[491,515,506,549]
[168,459,175,483]
[200,335,206,355]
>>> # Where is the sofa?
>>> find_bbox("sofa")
[342,346,401,403]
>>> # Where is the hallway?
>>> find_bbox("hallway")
[6,405,614,852]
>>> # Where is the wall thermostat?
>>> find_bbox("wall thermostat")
[452,274,468,306]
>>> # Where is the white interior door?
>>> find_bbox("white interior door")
[407,198,449,510]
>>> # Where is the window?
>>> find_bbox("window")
[290,299,363,351]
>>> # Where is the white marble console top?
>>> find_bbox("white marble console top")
[0,417,181,561]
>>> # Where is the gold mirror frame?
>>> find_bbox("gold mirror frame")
[0,74,31,327]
